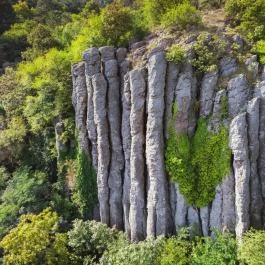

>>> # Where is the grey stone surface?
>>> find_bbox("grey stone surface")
[175,184,188,231]
[200,71,218,118]
[210,185,223,232]
[146,52,172,238]
[103,58,124,229]
[122,74,131,238]
[129,69,147,241]
[200,207,209,237]
[84,48,100,169]
[247,97,263,228]
[72,62,89,153]
[228,74,249,117]
[230,113,250,237]
[92,73,110,225]
[221,172,236,233]
[220,57,237,77]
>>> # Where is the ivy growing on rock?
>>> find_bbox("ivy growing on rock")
[72,145,97,219]
[165,105,231,207]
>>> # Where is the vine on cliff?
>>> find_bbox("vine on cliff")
[165,105,231,207]
[73,144,97,219]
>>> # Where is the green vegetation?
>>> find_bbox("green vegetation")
[192,33,227,72]
[0,0,265,264]
[165,107,231,207]
[225,0,265,41]
[1,210,251,265]
[239,229,265,265]
[191,232,238,265]
[73,148,97,219]
[0,208,71,265]
[166,44,186,64]
[254,40,265,65]
[161,2,201,30]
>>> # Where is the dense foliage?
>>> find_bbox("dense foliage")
[0,0,265,264]
[2,209,262,265]
[165,107,231,207]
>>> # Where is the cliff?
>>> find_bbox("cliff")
[71,33,265,241]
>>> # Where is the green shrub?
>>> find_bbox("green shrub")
[100,238,163,265]
[0,208,72,265]
[165,107,231,207]
[254,40,265,65]
[158,229,192,265]
[239,229,265,265]
[166,44,185,64]
[72,147,97,219]
[0,167,50,236]
[192,33,227,72]
[68,219,127,262]
[140,0,184,28]
[191,232,238,265]
[70,1,139,61]
[225,0,265,41]
[161,2,201,30]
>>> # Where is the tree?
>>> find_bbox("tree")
[239,229,265,265]
[0,208,71,265]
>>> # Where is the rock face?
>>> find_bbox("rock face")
[72,45,265,240]
[129,69,146,241]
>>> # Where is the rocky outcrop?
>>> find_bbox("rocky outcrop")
[72,44,265,240]
[230,113,250,237]
[93,73,110,225]
[129,69,146,241]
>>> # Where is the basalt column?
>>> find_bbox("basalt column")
[129,69,147,241]
[72,62,89,153]
[146,52,172,238]
[83,48,101,169]
[100,47,124,229]
[92,73,110,225]
[230,113,250,237]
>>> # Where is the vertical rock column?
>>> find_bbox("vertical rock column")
[122,73,132,237]
[199,71,218,236]
[164,63,180,229]
[117,48,132,237]
[100,47,124,229]
[230,113,250,237]
[247,97,263,228]
[255,81,265,225]
[83,48,101,169]
[72,62,89,153]
[173,63,196,231]
[93,73,110,225]
[146,52,172,237]
[129,69,147,241]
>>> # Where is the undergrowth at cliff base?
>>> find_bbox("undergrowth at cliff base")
[1,208,262,265]
[165,106,231,208]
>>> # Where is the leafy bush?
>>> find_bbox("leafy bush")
[191,232,238,265]
[239,229,265,265]
[161,2,201,30]
[0,167,50,236]
[192,33,227,72]
[225,0,265,41]
[254,40,265,64]
[158,230,192,265]
[68,219,127,263]
[70,1,139,61]
[72,147,97,219]
[166,44,185,64]
[165,107,231,207]
[0,208,72,265]
[140,0,184,28]
[100,238,163,265]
